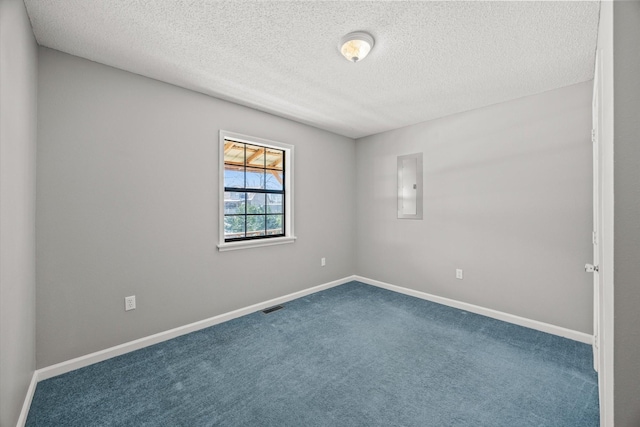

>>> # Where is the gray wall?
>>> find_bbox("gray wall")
[36,48,356,368]
[613,2,640,425]
[355,81,593,333]
[0,0,38,425]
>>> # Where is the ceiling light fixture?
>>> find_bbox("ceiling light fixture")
[339,31,375,63]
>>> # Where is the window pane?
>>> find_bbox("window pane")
[224,164,244,189]
[220,133,291,245]
[265,170,283,191]
[246,214,266,237]
[265,149,283,171]
[224,141,244,165]
[246,167,265,189]
[247,193,265,214]
[267,194,283,213]
[266,215,283,235]
[224,192,245,214]
[224,215,245,239]
[246,145,265,168]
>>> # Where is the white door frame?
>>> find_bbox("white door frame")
[591,51,601,372]
[593,2,615,424]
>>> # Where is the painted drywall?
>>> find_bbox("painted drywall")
[36,47,356,368]
[355,81,593,333]
[0,0,38,425]
[613,2,640,425]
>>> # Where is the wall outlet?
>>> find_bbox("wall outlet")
[125,295,136,311]
[321,257,326,267]
[456,269,463,280]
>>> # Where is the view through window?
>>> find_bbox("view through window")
[223,139,285,241]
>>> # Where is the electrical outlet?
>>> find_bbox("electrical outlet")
[456,269,463,280]
[125,295,136,311]
[321,257,326,267]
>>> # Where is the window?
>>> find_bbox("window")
[218,131,295,251]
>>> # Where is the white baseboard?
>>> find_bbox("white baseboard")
[353,275,593,345]
[16,371,38,427]
[24,274,591,423]
[37,276,355,382]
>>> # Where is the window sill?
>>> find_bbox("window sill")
[217,236,297,252]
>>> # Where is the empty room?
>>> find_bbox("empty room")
[2,0,640,426]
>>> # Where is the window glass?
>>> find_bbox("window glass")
[221,136,289,244]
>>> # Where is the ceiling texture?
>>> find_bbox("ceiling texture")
[24,1,600,139]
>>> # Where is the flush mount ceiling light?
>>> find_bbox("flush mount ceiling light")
[339,31,375,63]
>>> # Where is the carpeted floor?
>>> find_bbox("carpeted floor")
[26,281,599,426]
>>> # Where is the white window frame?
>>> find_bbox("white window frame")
[217,130,295,252]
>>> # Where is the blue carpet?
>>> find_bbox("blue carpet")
[26,281,599,426]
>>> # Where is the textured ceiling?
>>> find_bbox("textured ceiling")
[24,1,600,139]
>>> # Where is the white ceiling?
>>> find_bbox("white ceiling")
[24,1,600,139]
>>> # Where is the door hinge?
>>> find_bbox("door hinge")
[592,231,598,245]
[591,129,597,143]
